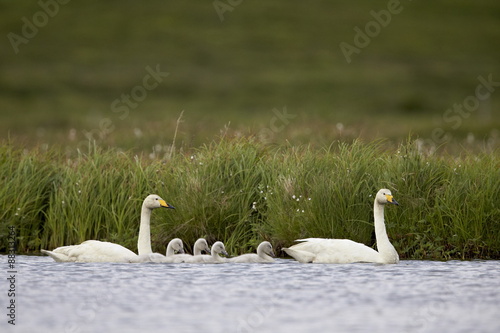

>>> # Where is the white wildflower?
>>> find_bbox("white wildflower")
[133,128,143,138]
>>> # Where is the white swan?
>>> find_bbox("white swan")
[229,241,275,263]
[172,238,211,263]
[135,237,185,263]
[283,189,399,264]
[41,240,138,263]
[181,241,228,264]
[41,194,175,263]
[166,238,185,256]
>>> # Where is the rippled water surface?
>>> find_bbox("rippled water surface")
[2,256,500,333]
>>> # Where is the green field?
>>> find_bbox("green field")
[1,0,499,150]
[1,1,499,258]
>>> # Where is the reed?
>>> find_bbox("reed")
[1,138,499,260]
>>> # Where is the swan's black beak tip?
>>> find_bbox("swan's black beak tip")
[159,199,175,209]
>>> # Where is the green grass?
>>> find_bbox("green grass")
[1,138,499,260]
[1,1,499,259]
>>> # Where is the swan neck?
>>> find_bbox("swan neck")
[166,244,174,256]
[138,204,153,255]
[262,254,273,261]
[193,244,203,256]
[373,200,398,263]
[373,202,388,242]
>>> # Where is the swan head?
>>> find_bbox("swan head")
[143,194,175,210]
[194,238,211,254]
[211,241,228,256]
[257,241,275,257]
[376,189,399,206]
[169,238,185,254]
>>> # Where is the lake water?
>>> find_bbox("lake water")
[1,256,499,333]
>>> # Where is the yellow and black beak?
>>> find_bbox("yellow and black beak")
[159,199,175,209]
[385,195,399,205]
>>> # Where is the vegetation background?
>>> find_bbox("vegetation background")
[0,0,499,259]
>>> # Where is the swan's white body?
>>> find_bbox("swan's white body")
[283,189,399,264]
[181,241,228,264]
[172,238,211,263]
[41,194,174,263]
[41,240,137,263]
[229,241,275,263]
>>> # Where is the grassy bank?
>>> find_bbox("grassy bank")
[1,138,499,260]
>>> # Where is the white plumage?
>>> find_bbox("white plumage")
[41,240,138,263]
[229,241,275,263]
[135,237,185,263]
[172,238,211,263]
[283,189,399,264]
[41,194,174,263]
[180,241,228,264]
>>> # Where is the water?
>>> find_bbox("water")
[2,256,499,333]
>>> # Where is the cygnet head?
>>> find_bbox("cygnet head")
[194,238,211,254]
[143,194,175,210]
[257,241,275,257]
[169,238,185,254]
[376,189,399,206]
[211,241,228,256]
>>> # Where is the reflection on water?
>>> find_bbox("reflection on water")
[2,256,499,333]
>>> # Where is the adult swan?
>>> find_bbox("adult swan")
[41,194,175,263]
[283,189,399,264]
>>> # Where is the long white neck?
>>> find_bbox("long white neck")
[137,204,153,255]
[166,243,175,256]
[257,247,272,261]
[193,242,204,256]
[260,253,273,261]
[374,201,398,263]
[211,249,225,262]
